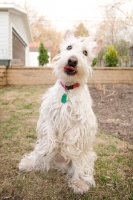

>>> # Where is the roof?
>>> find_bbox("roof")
[0,3,32,42]
[29,41,52,52]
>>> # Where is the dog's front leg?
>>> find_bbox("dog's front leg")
[61,126,97,194]
[68,150,97,194]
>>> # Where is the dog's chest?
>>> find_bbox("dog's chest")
[46,84,93,135]
[49,92,80,131]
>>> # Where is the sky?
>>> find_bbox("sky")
[0,0,133,32]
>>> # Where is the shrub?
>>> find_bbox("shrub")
[102,45,119,67]
[38,42,49,66]
[92,58,98,67]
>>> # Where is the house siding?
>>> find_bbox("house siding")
[10,12,29,44]
[10,12,31,65]
[0,12,8,59]
[8,12,12,59]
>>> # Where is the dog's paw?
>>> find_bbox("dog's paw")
[18,156,33,172]
[69,180,89,194]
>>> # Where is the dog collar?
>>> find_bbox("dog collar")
[60,81,80,90]
[60,81,80,103]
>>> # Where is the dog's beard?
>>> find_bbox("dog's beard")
[64,66,77,76]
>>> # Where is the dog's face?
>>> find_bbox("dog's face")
[53,30,102,85]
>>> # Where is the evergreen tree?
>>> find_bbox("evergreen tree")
[102,45,119,67]
[38,42,49,66]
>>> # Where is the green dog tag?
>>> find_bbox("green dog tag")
[61,93,69,103]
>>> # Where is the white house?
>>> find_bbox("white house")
[0,4,32,66]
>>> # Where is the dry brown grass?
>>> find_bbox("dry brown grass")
[0,85,133,200]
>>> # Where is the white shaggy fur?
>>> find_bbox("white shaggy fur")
[19,30,102,194]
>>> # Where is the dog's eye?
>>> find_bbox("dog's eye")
[83,50,88,56]
[67,45,72,50]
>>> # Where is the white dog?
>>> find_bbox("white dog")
[19,30,102,194]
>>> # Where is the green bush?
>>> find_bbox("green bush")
[102,45,119,67]
[38,42,49,66]
[91,58,98,67]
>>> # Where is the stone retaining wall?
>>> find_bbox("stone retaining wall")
[0,66,7,86]
[0,66,133,86]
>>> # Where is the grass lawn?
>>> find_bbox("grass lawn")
[0,85,133,200]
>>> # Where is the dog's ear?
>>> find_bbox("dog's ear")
[64,30,75,40]
[92,39,102,57]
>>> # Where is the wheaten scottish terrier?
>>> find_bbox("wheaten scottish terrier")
[19,30,102,194]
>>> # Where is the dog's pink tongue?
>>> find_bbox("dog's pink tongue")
[64,66,77,72]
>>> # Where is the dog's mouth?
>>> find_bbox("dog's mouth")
[64,66,77,76]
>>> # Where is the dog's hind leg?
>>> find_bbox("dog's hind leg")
[19,150,56,172]
[19,137,57,172]
[19,150,42,172]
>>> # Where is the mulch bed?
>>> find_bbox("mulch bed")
[89,84,133,143]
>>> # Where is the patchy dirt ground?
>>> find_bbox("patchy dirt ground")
[0,84,133,200]
[89,84,133,143]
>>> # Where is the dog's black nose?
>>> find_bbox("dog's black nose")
[68,56,78,67]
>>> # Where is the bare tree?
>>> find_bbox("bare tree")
[96,14,123,45]
[23,1,52,31]
[74,23,89,37]
[97,0,133,44]
[22,2,63,59]
[35,27,63,59]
